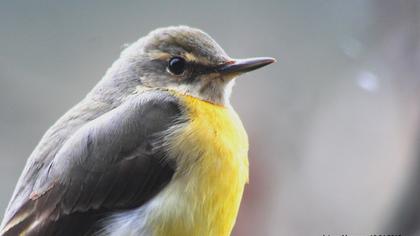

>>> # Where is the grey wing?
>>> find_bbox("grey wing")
[0,91,184,236]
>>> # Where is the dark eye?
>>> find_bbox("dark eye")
[168,57,186,75]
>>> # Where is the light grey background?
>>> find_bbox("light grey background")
[1,1,419,235]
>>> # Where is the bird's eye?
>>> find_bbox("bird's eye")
[168,57,186,75]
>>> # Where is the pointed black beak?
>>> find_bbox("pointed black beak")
[217,57,276,75]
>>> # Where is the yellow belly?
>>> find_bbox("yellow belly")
[149,94,249,236]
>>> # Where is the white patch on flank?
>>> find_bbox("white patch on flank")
[97,197,162,236]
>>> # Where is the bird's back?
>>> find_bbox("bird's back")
[0,98,113,229]
[0,98,115,235]
[0,90,182,236]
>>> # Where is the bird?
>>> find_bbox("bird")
[0,25,275,236]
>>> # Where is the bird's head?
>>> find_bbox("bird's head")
[94,26,275,105]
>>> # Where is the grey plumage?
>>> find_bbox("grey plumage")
[1,90,184,235]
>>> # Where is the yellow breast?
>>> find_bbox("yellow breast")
[149,94,249,236]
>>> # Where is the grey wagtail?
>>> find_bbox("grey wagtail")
[0,26,275,236]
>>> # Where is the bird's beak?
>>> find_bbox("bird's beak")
[217,57,276,76]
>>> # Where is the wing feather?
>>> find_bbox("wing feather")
[0,91,184,236]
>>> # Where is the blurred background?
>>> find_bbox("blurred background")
[0,0,419,235]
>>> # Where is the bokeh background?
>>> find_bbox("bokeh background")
[1,1,419,235]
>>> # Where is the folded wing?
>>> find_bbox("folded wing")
[1,91,184,236]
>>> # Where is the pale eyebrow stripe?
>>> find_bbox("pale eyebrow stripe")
[149,51,171,61]
[184,52,213,65]
[149,49,213,66]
